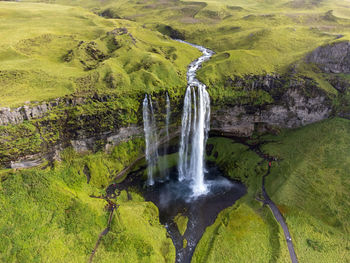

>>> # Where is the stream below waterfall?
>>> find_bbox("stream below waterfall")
[115,163,246,263]
[115,41,247,262]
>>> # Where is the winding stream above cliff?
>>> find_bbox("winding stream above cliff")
[177,40,213,196]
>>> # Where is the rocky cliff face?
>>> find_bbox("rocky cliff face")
[306,41,350,74]
[3,42,350,168]
[0,94,143,168]
[1,74,334,168]
[210,73,333,136]
[0,92,179,169]
[0,98,85,126]
[211,88,331,137]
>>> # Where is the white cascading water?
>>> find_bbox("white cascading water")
[163,93,171,179]
[165,93,171,142]
[177,40,214,196]
[143,94,159,185]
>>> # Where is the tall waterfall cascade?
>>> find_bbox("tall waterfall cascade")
[162,93,171,179]
[165,93,171,142]
[142,41,214,192]
[177,40,214,196]
[143,93,172,185]
[143,94,159,186]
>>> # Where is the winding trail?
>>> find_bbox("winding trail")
[212,133,298,263]
[262,165,298,263]
[89,197,118,263]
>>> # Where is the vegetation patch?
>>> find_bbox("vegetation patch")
[0,144,174,262]
[174,213,189,236]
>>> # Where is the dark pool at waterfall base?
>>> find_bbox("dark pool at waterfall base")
[115,164,247,263]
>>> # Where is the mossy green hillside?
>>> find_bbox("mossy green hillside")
[95,191,175,263]
[206,137,265,184]
[197,118,350,262]
[60,138,144,189]
[261,117,350,262]
[0,151,174,262]
[23,0,350,96]
[192,203,290,263]
[198,137,286,262]
[0,2,200,108]
[0,122,42,163]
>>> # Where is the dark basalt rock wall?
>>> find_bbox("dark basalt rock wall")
[211,88,331,136]
[0,94,143,168]
[0,92,178,168]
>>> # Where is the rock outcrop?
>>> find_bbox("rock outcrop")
[0,97,87,126]
[211,88,331,137]
[306,41,350,74]
[0,73,336,168]
[211,74,333,137]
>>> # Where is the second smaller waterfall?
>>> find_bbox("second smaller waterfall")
[162,93,171,179]
[143,94,159,185]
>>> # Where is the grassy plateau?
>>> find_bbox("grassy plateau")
[0,1,200,107]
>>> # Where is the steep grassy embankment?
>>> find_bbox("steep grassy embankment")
[0,146,175,262]
[193,137,289,262]
[262,117,350,262]
[192,118,350,262]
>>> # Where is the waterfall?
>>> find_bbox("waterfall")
[177,40,214,196]
[143,94,159,186]
[163,93,171,179]
[178,87,192,181]
[165,93,171,142]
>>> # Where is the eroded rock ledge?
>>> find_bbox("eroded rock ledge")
[211,74,333,137]
[3,42,350,168]
[306,41,350,74]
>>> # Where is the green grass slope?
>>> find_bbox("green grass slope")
[21,0,350,90]
[0,150,175,262]
[193,118,350,262]
[262,117,350,262]
[0,2,200,107]
[192,203,290,263]
[193,137,289,262]
[16,0,350,110]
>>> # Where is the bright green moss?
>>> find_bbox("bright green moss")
[0,148,174,262]
[261,118,350,262]
[174,213,189,236]
[0,122,43,165]
[192,203,285,263]
[202,119,350,263]
[206,137,265,184]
